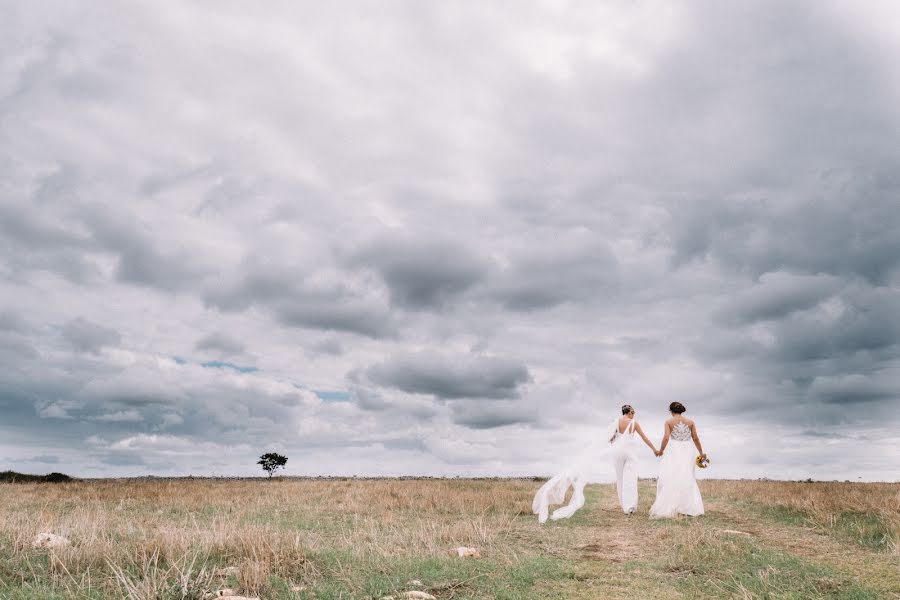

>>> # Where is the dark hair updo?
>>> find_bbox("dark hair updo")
[621,404,634,415]
[669,401,686,414]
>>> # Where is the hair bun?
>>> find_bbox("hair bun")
[669,401,686,414]
[621,404,634,415]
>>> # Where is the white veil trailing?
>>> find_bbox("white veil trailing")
[532,417,618,523]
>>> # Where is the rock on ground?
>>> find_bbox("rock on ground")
[31,532,70,549]
[206,591,259,600]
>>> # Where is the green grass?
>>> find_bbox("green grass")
[763,504,813,527]
[831,512,894,551]
[0,546,572,599]
[662,529,880,599]
[290,551,571,600]
[757,505,895,551]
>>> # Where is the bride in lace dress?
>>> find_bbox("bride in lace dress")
[649,402,706,518]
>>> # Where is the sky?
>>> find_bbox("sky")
[2,1,899,481]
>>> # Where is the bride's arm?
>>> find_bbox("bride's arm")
[658,423,671,455]
[633,422,658,454]
[691,422,705,456]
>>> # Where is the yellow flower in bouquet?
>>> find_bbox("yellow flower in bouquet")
[695,454,710,468]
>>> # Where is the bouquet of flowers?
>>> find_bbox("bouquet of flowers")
[695,454,710,468]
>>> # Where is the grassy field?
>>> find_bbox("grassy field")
[0,478,897,599]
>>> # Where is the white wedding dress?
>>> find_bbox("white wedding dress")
[649,421,704,518]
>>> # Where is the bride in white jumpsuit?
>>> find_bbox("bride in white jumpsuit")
[611,405,659,514]
[531,404,658,522]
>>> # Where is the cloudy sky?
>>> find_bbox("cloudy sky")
[2,1,899,481]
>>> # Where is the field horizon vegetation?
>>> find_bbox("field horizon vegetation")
[4,470,896,483]
[0,474,897,599]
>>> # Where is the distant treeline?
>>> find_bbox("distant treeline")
[0,471,73,483]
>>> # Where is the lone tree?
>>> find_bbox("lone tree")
[257,452,288,478]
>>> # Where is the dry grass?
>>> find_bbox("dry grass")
[702,480,900,553]
[0,479,536,599]
[0,478,897,599]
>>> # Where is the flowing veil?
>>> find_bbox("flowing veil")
[532,418,618,523]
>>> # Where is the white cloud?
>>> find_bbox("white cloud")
[89,409,144,423]
[1,1,899,480]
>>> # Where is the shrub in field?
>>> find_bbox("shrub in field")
[257,452,288,478]
[0,470,72,483]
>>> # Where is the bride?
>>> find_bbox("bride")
[611,404,659,514]
[649,401,706,518]
[531,404,657,522]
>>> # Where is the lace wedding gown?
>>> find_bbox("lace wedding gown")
[649,422,704,518]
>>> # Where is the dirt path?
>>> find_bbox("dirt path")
[527,486,898,599]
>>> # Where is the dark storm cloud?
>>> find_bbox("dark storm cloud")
[0,339,326,466]
[349,386,388,412]
[0,200,87,249]
[810,375,898,405]
[654,0,900,428]
[367,353,531,400]
[346,384,441,420]
[138,162,220,197]
[1,176,211,290]
[100,453,146,466]
[2,1,900,478]
[0,312,28,333]
[30,455,60,464]
[82,207,208,291]
[449,399,539,429]
[670,176,900,284]
[0,197,101,284]
[347,236,489,310]
[202,267,297,313]
[61,318,121,353]
[276,300,395,339]
[486,239,620,310]
[771,287,900,362]
[196,332,246,356]
[310,338,343,356]
[203,261,396,339]
[715,273,842,325]
[630,3,899,190]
